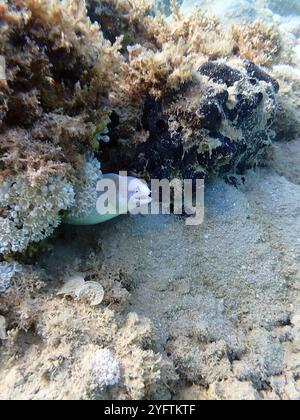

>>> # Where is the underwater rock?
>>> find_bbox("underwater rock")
[105,59,279,179]
[0,174,75,255]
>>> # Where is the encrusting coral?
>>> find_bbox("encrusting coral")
[0,262,21,292]
[0,172,74,254]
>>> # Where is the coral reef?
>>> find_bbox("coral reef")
[121,6,233,99]
[0,0,124,170]
[87,3,283,181]
[0,173,74,254]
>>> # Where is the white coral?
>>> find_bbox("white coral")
[0,262,21,293]
[0,174,74,254]
[68,155,102,219]
[91,348,121,390]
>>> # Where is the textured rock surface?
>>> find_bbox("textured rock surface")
[104,60,279,179]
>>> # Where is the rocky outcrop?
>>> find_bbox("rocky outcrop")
[104,60,279,180]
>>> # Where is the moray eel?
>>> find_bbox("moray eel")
[63,173,151,225]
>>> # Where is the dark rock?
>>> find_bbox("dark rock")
[244,60,279,92]
[199,62,243,87]
[103,60,279,180]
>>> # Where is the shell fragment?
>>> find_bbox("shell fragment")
[0,315,7,340]
[75,281,104,306]
[58,275,104,306]
[57,275,85,297]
